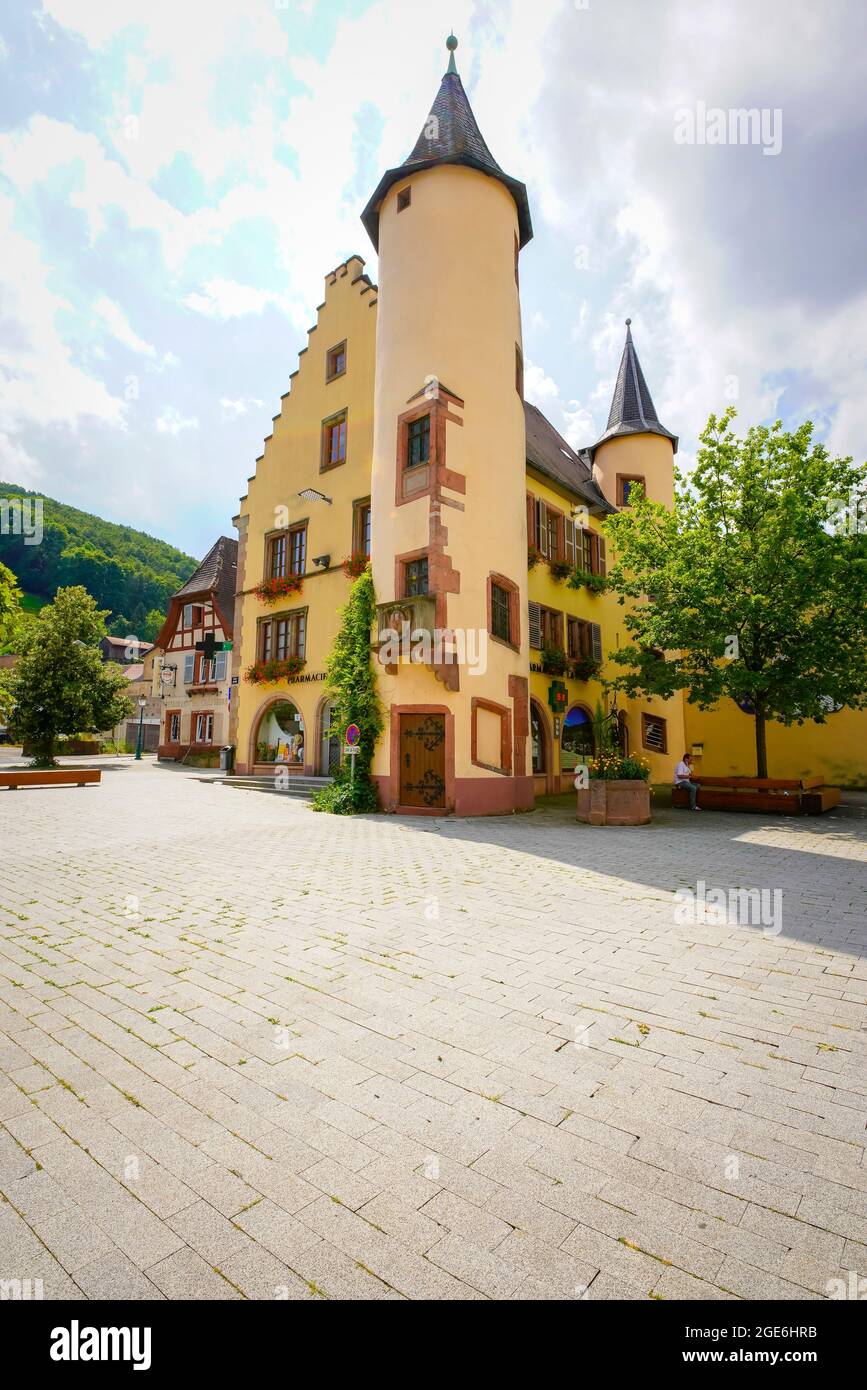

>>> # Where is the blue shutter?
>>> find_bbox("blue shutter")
[183,653,195,684]
[214,651,228,683]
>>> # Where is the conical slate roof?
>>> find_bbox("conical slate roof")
[588,321,678,459]
[361,36,532,251]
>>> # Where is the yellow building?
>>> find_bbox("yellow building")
[229,36,864,809]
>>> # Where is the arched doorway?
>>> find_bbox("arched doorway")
[319,699,342,776]
[561,704,595,779]
[253,699,306,769]
[530,699,553,794]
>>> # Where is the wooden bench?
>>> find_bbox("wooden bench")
[0,769,101,791]
[672,775,840,816]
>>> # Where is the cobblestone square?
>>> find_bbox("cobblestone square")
[1,759,865,1300]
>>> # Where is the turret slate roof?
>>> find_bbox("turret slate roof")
[361,40,533,251]
[588,321,678,459]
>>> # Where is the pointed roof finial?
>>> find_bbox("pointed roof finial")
[587,320,678,460]
[446,32,458,74]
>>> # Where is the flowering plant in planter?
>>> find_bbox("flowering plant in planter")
[244,656,306,685]
[588,752,651,781]
[254,575,303,605]
[527,544,543,570]
[549,559,572,581]
[343,554,369,579]
[541,645,569,676]
[568,568,607,594]
[570,655,602,682]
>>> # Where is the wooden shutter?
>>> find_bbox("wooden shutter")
[581,529,593,571]
[596,535,607,576]
[528,601,542,650]
[183,653,195,684]
[591,624,603,664]
[214,651,228,683]
[564,520,576,565]
[526,495,537,547]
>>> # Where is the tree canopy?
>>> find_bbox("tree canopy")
[7,586,134,766]
[604,409,867,776]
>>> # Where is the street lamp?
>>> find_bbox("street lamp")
[134,697,147,761]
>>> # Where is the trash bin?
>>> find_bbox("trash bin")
[219,745,235,773]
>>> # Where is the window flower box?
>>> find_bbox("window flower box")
[568,568,607,594]
[549,559,572,581]
[254,575,303,605]
[527,544,543,571]
[244,656,306,685]
[569,656,601,682]
[541,645,569,677]
[343,554,369,579]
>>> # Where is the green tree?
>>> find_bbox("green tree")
[140,609,165,643]
[8,586,134,766]
[604,409,867,777]
[311,566,383,814]
[0,559,22,649]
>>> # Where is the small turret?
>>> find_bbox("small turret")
[590,320,677,509]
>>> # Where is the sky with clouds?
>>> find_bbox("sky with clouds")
[1,0,865,560]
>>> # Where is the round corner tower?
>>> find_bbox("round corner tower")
[361,36,534,816]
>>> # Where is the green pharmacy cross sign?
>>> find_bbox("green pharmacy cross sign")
[195,633,233,663]
[548,680,568,713]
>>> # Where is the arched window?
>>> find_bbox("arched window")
[561,705,594,772]
[254,700,305,766]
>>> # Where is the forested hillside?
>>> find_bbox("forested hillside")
[0,482,198,638]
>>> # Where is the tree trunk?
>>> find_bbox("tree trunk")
[754,707,768,779]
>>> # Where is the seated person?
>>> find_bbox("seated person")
[674,752,702,811]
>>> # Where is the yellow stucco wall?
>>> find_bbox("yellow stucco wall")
[526,467,685,791]
[593,432,676,509]
[231,256,377,774]
[684,700,867,787]
[369,163,531,807]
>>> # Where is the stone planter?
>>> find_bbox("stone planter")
[577,779,651,826]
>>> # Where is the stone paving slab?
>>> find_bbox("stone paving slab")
[0,759,865,1300]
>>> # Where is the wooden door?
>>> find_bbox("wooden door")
[399,713,446,809]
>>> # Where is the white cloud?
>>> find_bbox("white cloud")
[220,397,264,419]
[184,279,291,321]
[93,296,157,358]
[155,407,198,435]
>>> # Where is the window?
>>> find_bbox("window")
[579,527,607,576]
[516,344,524,399]
[166,711,180,743]
[214,651,228,683]
[406,415,430,468]
[397,186,412,213]
[326,341,346,382]
[568,619,603,665]
[642,713,668,753]
[321,411,347,469]
[403,557,429,598]
[269,534,287,579]
[540,606,563,650]
[258,611,306,663]
[353,499,372,557]
[194,713,214,744]
[289,524,307,575]
[491,583,511,643]
[183,652,195,684]
[182,603,203,629]
[529,602,563,651]
[618,475,646,506]
[547,510,559,561]
[488,573,519,649]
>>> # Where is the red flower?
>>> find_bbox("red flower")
[244,656,307,685]
[254,575,304,605]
